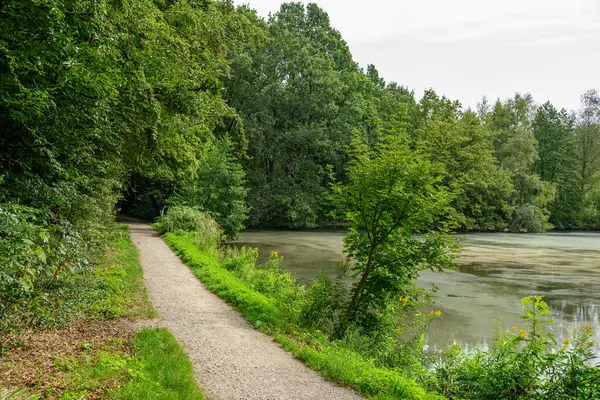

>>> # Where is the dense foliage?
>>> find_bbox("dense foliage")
[0,223,154,351]
[2,0,600,397]
[167,137,249,239]
[225,3,378,227]
[0,0,246,334]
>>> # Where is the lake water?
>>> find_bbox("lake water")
[236,231,600,353]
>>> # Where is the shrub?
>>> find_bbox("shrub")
[155,206,216,234]
[509,204,552,233]
[220,246,305,325]
[429,296,600,399]
[0,202,115,347]
[0,221,153,354]
[299,266,349,335]
[155,206,222,252]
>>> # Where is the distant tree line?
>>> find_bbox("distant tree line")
[222,3,600,232]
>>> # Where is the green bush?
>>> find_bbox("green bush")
[0,202,116,345]
[155,206,218,235]
[429,296,600,399]
[299,267,349,335]
[299,265,435,384]
[0,222,153,353]
[508,204,552,233]
[219,245,307,323]
[155,206,222,252]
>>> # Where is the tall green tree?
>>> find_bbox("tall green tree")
[488,93,535,153]
[576,90,600,227]
[499,127,556,232]
[482,94,556,232]
[225,2,379,227]
[532,102,581,228]
[416,91,513,231]
[332,134,456,337]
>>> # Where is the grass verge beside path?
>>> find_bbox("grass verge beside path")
[163,232,444,400]
[0,224,203,399]
[116,328,203,400]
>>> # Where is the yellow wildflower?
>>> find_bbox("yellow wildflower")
[512,326,518,332]
[519,329,527,339]
[564,338,571,346]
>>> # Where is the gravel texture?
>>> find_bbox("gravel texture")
[128,222,363,400]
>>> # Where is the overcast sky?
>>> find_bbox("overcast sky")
[236,0,599,112]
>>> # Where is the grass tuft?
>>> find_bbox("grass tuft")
[114,328,203,400]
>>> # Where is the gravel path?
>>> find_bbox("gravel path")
[128,222,362,400]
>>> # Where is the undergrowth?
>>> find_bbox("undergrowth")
[1,224,155,353]
[1,224,202,399]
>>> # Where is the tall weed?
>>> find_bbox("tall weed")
[299,264,349,335]
[155,206,222,252]
[220,246,305,324]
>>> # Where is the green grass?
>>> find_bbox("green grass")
[162,232,444,400]
[84,226,157,320]
[163,232,282,329]
[35,328,202,400]
[48,338,133,399]
[114,328,203,400]
[276,335,443,400]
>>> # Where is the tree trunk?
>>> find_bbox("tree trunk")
[334,245,375,338]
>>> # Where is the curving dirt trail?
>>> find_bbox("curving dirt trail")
[128,222,362,400]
